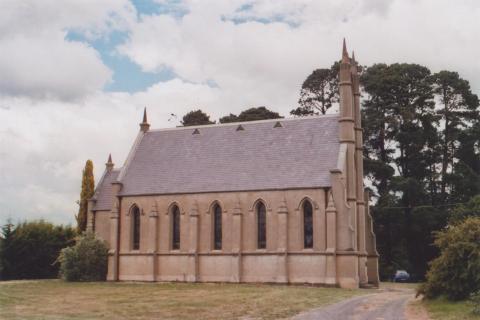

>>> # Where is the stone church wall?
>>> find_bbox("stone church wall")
[93,210,110,243]
[109,188,337,284]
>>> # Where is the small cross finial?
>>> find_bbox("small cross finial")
[106,153,114,171]
[140,107,150,132]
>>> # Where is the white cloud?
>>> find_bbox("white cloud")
[0,79,221,225]
[0,34,112,100]
[121,0,480,101]
[0,0,136,100]
[0,0,136,40]
[1,0,480,226]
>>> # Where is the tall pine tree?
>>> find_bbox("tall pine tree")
[361,63,441,278]
[291,62,340,116]
[76,160,95,233]
[431,71,480,203]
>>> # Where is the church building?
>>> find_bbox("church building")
[87,41,379,289]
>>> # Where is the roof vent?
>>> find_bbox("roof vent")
[273,121,283,128]
[236,125,245,131]
[192,128,200,135]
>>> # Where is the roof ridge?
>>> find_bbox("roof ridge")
[148,114,339,133]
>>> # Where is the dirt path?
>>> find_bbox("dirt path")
[293,287,429,320]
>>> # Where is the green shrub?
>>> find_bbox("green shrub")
[449,195,480,224]
[419,217,480,300]
[58,231,109,281]
[471,291,480,315]
[0,221,75,280]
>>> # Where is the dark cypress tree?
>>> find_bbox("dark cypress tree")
[76,160,95,233]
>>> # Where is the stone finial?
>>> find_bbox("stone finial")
[342,38,349,63]
[232,200,242,215]
[150,201,159,217]
[110,201,120,219]
[106,153,114,171]
[351,51,356,64]
[326,191,336,213]
[190,200,200,216]
[277,197,288,214]
[140,107,150,132]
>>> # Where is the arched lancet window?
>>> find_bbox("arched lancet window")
[132,206,141,250]
[213,204,222,250]
[257,202,267,249]
[303,200,313,248]
[172,205,181,250]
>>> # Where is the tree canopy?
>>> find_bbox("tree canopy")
[181,109,215,126]
[0,221,75,280]
[359,63,480,279]
[431,71,480,203]
[291,62,339,116]
[219,106,282,123]
[419,216,480,300]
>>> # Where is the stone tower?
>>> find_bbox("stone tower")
[332,39,379,288]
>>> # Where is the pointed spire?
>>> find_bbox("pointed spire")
[351,50,359,78]
[140,107,150,132]
[106,153,114,171]
[342,38,349,63]
[143,107,147,123]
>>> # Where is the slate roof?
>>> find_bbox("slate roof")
[92,169,119,211]
[116,115,340,196]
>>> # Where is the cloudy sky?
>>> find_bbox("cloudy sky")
[1,0,479,226]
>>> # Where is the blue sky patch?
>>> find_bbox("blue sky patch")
[131,0,188,19]
[66,29,176,93]
[223,2,301,28]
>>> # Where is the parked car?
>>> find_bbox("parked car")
[393,270,410,282]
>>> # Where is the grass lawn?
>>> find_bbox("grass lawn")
[0,280,366,320]
[424,297,479,320]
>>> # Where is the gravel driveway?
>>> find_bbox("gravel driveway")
[293,287,416,320]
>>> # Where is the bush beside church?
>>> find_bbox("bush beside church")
[58,232,109,282]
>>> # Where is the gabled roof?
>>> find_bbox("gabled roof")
[117,115,339,196]
[92,169,119,211]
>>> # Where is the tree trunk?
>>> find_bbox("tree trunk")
[440,89,449,203]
